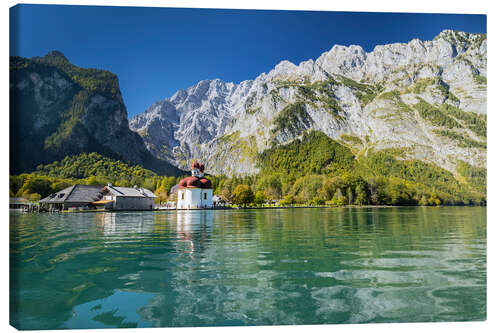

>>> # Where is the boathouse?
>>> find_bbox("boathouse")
[176,162,213,209]
[9,197,30,210]
[39,185,103,210]
[100,184,156,210]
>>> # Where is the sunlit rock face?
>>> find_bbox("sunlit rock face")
[130,30,486,175]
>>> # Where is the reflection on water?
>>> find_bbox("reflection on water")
[174,210,213,255]
[64,290,155,329]
[10,207,486,329]
[93,212,156,235]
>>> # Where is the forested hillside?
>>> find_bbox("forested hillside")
[10,152,184,203]
[10,51,181,176]
[208,131,486,206]
[12,136,485,207]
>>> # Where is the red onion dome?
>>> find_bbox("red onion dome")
[191,161,200,170]
[199,177,212,189]
[179,176,202,188]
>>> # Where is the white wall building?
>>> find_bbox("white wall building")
[176,162,213,209]
[177,187,213,209]
[101,184,156,210]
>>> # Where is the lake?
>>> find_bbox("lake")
[10,207,486,329]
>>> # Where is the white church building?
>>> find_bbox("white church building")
[176,162,213,209]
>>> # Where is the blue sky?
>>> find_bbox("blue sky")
[10,5,486,117]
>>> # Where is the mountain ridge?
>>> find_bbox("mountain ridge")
[10,51,182,176]
[130,29,486,176]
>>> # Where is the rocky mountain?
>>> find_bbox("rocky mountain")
[130,30,486,177]
[10,51,181,176]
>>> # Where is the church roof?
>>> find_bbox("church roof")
[179,176,212,189]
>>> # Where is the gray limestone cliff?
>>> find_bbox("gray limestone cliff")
[10,51,181,175]
[129,30,486,176]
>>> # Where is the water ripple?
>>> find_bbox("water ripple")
[10,207,486,329]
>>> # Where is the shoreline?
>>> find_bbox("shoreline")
[10,204,486,214]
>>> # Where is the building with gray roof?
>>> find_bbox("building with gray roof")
[101,184,156,210]
[39,185,103,210]
[39,183,157,211]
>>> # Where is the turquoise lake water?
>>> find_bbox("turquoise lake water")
[10,207,486,329]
